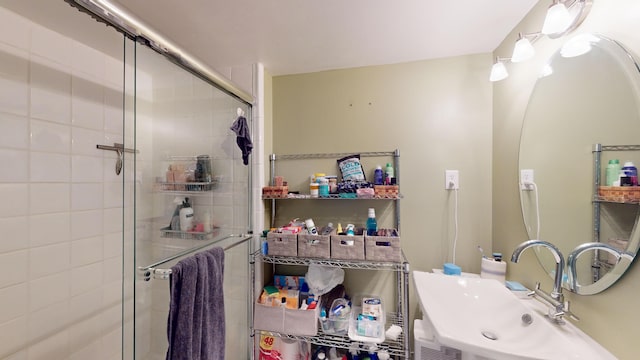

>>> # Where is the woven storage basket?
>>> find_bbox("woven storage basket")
[331,229,365,260]
[598,186,640,203]
[266,232,298,257]
[365,234,401,262]
[298,231,332,259]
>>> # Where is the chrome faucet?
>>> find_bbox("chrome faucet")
[567,242,633,293]
[511,239,572,323]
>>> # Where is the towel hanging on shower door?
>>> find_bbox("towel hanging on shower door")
[230,110,253,166]
[166,247,225,360]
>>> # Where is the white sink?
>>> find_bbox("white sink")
[413,271,616,360]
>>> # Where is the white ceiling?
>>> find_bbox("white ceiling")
[113,0,539,76]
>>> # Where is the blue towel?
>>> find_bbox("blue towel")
[166,247,225,360]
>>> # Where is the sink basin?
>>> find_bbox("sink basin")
[413,271,616,360]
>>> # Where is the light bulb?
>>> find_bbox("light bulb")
[511,37,535,63]
[561,33,600,58]
[540,64,554,78]
[541,2,572,35]
[489,61,508,82]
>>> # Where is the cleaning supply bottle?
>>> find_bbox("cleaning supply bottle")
[366,208,377,236]
[179,198,194,231]
[606,159,621,186]
[373,165,384,185]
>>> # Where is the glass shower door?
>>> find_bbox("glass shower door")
[131,42,252,360]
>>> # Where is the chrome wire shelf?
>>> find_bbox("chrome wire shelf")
[262,193,402,200]
[257,252,407,271]
[272,151,398,161]
[255,312,406,357]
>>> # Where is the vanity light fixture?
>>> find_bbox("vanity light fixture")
[490,0,593,82]
[541,1,572,35]
[489,57,510,82]
[511,33,541,63]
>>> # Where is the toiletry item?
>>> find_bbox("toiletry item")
[366,345,379,360]
[366,208,377,236]
[328,347,340,360]
[443,263,461,275]
[203,211,211,232]
[480,257,507,283]
[376,350,390,360]
[165,165,175,189]
[492,252,502,262]
[337,223,343,234]
[384,163,394,185]
[196,154,212,182]
[321,223,334,235]
[305,218,318,235]
[345,224,355,237]
[320,308,330,332]
[328,176,338,193]
[310,182,319,198]
[373,166,384,185]
[622,161,638,185]
[348,344,360,360]
[606,159,621,186]
[319,177,330,197]
[169,197,183,230]
[179,198,194,231]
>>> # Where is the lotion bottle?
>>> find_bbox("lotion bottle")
[179,198,194,231]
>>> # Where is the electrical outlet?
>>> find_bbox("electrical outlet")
[445,170,459,190]
[520,169,534,190]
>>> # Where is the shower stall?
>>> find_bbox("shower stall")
[0,1,256,359]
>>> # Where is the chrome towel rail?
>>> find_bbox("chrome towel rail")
[138,234,253,281]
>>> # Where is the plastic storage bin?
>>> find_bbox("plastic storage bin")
[253,297,320,336]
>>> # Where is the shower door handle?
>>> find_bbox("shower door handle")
[96,143,138,175]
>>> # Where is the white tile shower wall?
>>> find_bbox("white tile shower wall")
[0,6,126,360]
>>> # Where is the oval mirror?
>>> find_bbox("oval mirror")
[519,33,640,295]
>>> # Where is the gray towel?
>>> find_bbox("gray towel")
[166,247,225,360]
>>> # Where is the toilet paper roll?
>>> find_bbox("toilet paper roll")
[480,257,507,284]
[278,337,299,360]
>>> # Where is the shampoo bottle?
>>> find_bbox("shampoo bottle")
[373,166,384,185]
[179,198,194,231]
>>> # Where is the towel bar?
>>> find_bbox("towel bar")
[139,234,253,281]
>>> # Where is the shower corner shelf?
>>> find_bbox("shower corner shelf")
[154,180,219,193]
[160,226,220,240]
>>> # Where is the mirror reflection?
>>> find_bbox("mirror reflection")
[519,33,640,295]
